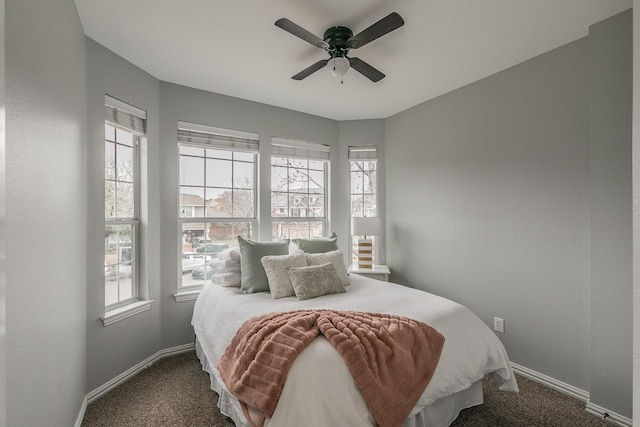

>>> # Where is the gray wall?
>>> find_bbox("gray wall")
[0,0,5,424]
[4,2,635,424]
[588,11,633,416]
[85,39,162,391]
[385,10,631,418]
[157,83,341,351]
[82,8,635,418]
[633,2,640,424]
[6,0,87,425]
[338,120,386,262]
[83,46,344,390]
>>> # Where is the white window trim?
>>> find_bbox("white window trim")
[101,299,154,327]
[172,289,201,302]
[104,95,147,314]
[270,139,330,238]
[349,146,379,264]
[176,122,259,295]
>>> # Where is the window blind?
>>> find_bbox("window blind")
[348,146,378,160]
[178,121,259,152]
[271,137,330,161]
[104,95,147,136]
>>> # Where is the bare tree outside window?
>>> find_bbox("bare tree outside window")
[177,135,258,290]
[350,152,378,264]
[208,176,254,218]
[271,156,327,239]
[104,123,138,308]
[350,159,377,217]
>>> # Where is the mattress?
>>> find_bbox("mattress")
[192,274,518,426]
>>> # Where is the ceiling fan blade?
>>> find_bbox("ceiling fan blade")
[348,58,385,82]
[275,18,330,50]
[292,59,330,80]
[347,12,404,49]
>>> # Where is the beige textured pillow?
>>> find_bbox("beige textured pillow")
[287,263,346,301]
[305,250,349,287]
[261,253,308,299]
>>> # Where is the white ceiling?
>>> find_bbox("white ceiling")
[73,0,631,121]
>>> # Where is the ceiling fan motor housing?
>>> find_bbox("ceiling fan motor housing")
[323,26,353,56]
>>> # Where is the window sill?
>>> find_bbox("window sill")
[173,289,201,302]
[101,300,154,326]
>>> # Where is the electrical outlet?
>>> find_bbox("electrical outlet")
[494,317,505,333]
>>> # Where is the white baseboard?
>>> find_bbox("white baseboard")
[510,362,589,402]
[75,343,195,427]
[586,402,633,427]
[511,362,632,427]
[74,396,88,427]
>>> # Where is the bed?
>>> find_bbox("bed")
[192,272,518,427]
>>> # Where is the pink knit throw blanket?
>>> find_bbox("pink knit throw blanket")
[218,310,445,427]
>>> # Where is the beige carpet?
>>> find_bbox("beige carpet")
[82,351,611,427]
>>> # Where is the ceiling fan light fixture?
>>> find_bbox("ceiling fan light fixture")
[328,56,350,77]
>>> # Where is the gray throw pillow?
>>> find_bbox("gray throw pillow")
[293,232,339,254]
[261,252,308,299]
[238,236,289,293]
[287,263,346,301]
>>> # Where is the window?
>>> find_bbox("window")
[178,122,258,290]
[271,138,329,240]
[104,96,146,310]
[349,146,377,217]
[349,146,378,263]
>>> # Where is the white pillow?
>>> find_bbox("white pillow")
[212,271,241,287]
[305,250,349,287]
[216,247,241,261]
[209,258,241,273]
[261,252,308,299]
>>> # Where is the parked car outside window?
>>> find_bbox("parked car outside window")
[196,243,230,255]
[181,252,211,273]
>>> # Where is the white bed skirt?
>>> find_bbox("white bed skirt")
[195,338,483,427]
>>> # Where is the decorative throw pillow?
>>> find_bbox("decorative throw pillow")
[238,236,289,293]
[287,263,346,301]
[261,253,308,299]
[293,232,339,254]
[305,249,349,287]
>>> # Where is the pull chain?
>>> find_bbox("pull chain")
[333,63,344,84]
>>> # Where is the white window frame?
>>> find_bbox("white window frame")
[349,146,378,217]
[270,137,330,240]
[103,95,151,324]
[349,146,378,264]
[176,122,259,298]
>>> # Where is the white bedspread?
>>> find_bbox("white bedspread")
[192,274,518,427]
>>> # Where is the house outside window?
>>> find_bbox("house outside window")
[271,138,329,239]
[349,146,378,263]
[104,96,146,311]
[178,122,258,290]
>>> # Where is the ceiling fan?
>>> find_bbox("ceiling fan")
[275,12,404,83]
